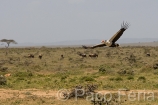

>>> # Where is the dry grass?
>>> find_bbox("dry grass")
[1,46,158,104]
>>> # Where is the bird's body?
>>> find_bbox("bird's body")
[82,22,130,49]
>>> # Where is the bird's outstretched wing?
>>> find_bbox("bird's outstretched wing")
[109,21,130,43]
[82,43,106,49]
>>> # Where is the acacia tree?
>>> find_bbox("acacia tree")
[0,39,17,48]
[0,39,17,55]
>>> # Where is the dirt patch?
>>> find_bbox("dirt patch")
[0,89,157,100]
[0,89,57,100]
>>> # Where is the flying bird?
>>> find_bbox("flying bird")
[82,21,130,49]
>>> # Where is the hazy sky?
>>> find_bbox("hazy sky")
[0,0,158,43]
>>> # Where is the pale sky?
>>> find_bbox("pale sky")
[0,0,158,43]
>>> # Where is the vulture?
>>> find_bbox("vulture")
[82,21,130,49]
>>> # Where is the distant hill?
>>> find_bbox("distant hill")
[0,38,158,47]
[117,38,158,44]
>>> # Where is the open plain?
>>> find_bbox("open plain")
[1,46,158,105]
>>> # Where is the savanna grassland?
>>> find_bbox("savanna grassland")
[0,46,158,105]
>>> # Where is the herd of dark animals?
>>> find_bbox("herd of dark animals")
[24,52,98,60]
[78,52,98,58]
[24,54,43,59]
[24,51,151,60]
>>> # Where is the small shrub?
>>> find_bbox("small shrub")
[98,64,112,74]
[117,70,126,75]
[153,71,158,75]
[118,69,134,75]
[60,76,67,81]
[0,67,8,72]
[25,92,32,95]
[102,84,114,89]
[99,67,106,73]
[153,84,158,89]
[127,76,134,80]
[45,77,51,82]
[79,64,87,69]
[115,77,123,81]
[128,54,136,63]
[137,76,146,82]
[28,72,33,76]
[16,77,25,80]
[109,77,115,81]
[0,75,7,85]
[63,84,97,99]
[68,57,73,61]
[80,76,95,81]
[14,71,33,77]
[69,78,76,82]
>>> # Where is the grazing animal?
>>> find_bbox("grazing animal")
[60,54,64,60]
[28,54,34,58]
[38,54,43,59]
[78,53,86,57]
[146,53,150,57]
[61,54,64,58]
[82,21,130,49]
[89,54,98,58]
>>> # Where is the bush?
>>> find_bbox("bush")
[102,84,114,89]
[115,77,123,81]
[127,76,134,80]
[80,76,95,82]
[153,84,158,88]
[14,71,33,78]
[0,75,7,85]
[109,77,115,81]
[69,78,76,82]
[98,64,112,74]
[0,67,8,72]
[60,76,67,81]
[99,67,106,73]
[137,76,146,82]
[153,71,158,75]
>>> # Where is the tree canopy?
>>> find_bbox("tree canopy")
[0,39,17,47]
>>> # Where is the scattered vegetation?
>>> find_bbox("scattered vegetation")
[0,46,158,104]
